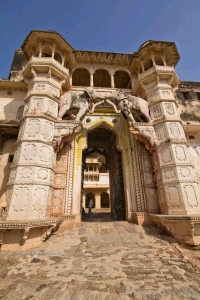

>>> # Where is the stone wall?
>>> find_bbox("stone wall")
[0,90,26,120]
[176,82,200,122]
[0,138,16,214]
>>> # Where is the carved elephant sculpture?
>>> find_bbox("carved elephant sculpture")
[58,90,91,121]
[85,88,119,113]
[108,90,151,125]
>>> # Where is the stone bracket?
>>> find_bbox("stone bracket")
[21,227,30,245]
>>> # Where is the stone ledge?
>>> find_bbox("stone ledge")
[0,217,64,251]
[0,217,63,229]
[150,214,200,222]
[150,214,200,246]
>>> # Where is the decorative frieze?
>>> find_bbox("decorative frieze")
[28,82,60,98]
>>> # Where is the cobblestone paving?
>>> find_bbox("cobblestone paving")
[1,213,200,299]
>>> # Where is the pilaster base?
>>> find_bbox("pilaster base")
[150,214,200,246]
[59,214,81,230]
[132,212,154,226]
[0,217,63,252]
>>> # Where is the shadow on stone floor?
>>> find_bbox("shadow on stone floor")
[141,224,178,244]
[82,212,119,222]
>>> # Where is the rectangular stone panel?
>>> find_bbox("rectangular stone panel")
[183,184,198,208]
[165,184,186,214]
[194,224,200,236]
[145,187,160,213]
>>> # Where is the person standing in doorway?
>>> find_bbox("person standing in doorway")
[88,197,93,220]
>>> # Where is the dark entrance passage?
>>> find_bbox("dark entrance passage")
[81,126,126,221]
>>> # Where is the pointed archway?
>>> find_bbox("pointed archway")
[82,126,126,220]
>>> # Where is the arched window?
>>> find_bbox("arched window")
[114,70,131,89]
[54,52,62,64]
[154,55,164,66]
[85,192,95,208]
[101,192,110,208]
[93,69,111,88]
[16,105,24,120]
[72,68,90,86]
[143,59,153,71]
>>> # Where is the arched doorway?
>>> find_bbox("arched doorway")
[114,70,132,89]
[72,68,90,86]
[93,69,111,87]
[85,192,95,208]
[101,192,110,208]
[82,126,126,220]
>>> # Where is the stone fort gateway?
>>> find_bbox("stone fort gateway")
[0,30,200,251]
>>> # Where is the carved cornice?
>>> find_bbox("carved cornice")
[0,217,63,229]
[24,92,60,104]
[15,137,55,147]
[134,122,153,127]
[133,212,146,217]
[10,162,54,169]
[148,98,179,108]
[140,67,178,82]
[155,139,187,149]
[0,80,27,91]
[154,162,195,171]
[155,138,187,147]
[179,81,200,89]
[20,113,57,123]
[7,181,65,189]
[75,50,132,66]
[152,116,183,125]
[62,215,77,220]
[150,214,200,222]
[55,120,80,126]
[7,181,52,187]
[23,57,69,78]
[148,86,173,96]
[156,179,198,185]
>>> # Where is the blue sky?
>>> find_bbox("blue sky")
[1,0,200,81]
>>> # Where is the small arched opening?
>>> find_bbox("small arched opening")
[41,47,52,58]
[54,52,62,64]
[72,68,90,86]
[144,58,153,71]
[85,192,95,208]
[114,70,132,89]
[93,69,111,88]
[101,192,110,208]
[154,55,164,66]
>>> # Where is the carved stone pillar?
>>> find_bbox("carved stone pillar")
[69,70,73,86]
[111,74,115,88]
[90,73,94,87]
[95,193,101,209]
[5,78,60,221]
[4,50,73,221]
[82,194,86,208]
[147,76,200,215]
